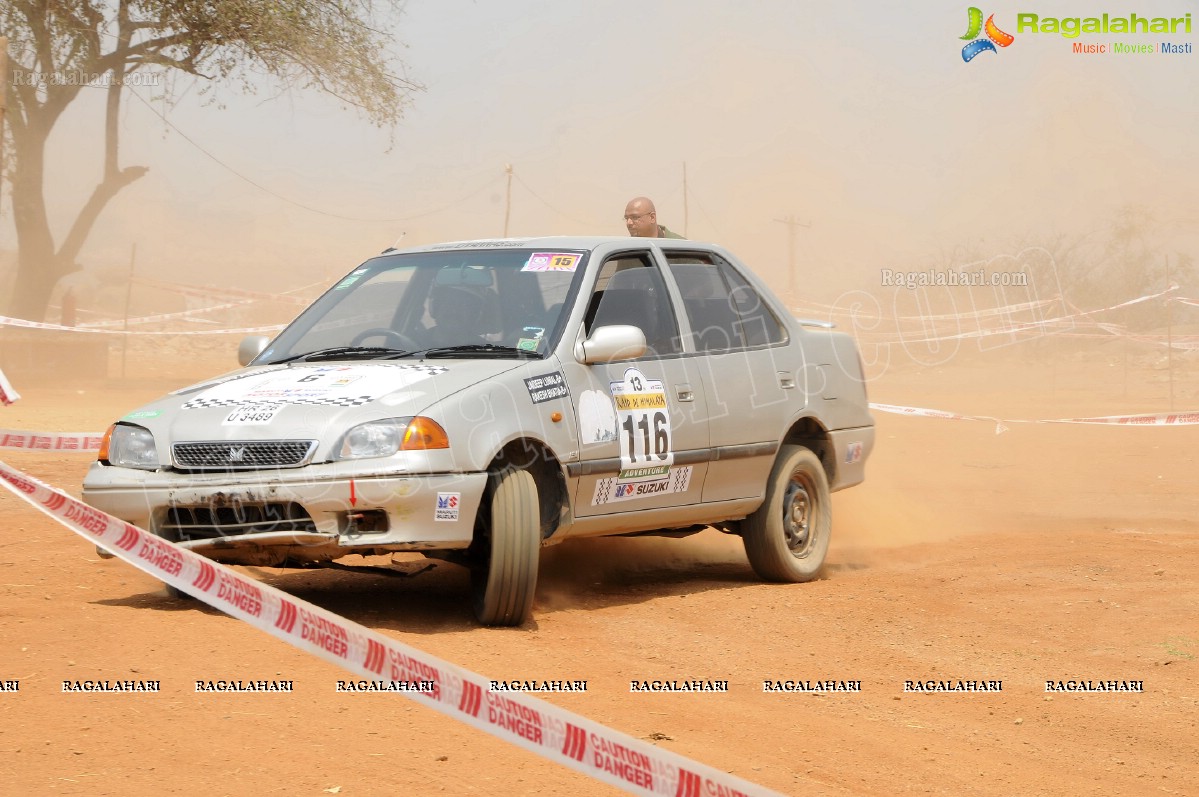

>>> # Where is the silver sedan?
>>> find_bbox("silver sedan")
[83,237,874,625]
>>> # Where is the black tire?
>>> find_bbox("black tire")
[155,531,194,600]
[164,583,194,600]
[742,445,831,582]
[471,467,540,626]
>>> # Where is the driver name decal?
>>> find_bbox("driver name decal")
[523,371,569,404]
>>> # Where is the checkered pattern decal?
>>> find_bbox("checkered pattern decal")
[593,477,615,505]
[669,466,692,493]
[181,364,449,409]
[183,394,377,409]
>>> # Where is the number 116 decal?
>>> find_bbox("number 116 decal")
[610,367,674,474]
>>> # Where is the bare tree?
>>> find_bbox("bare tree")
[2,0,421,320]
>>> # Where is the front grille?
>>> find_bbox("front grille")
[172,440,317,470]
[164,501,318,542]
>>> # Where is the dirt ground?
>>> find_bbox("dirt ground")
[1,335,1197,796]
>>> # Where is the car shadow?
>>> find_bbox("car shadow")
[94,532,870,634]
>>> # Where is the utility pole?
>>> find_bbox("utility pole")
[121,244,136,378]
[0,37,9,206]
[1165,254,1175,411]
[682,162,689,238]
[773,215,811,300]
[503,164,513,237]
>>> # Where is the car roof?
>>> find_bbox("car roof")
[391,236,716,255]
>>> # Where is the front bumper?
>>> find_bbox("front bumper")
[82,461,488,564]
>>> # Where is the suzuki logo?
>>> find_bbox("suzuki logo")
[227,446,247,463]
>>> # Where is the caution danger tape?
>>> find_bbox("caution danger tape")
[0,459,782,797]
[0,367,19,407]
[0,430,103,451]
[870,402,1199,429]
[0,314,284,337]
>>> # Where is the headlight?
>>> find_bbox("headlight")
[336,417,450,460]
[101,424,160,469]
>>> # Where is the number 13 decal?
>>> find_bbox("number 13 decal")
[610,367,674,470]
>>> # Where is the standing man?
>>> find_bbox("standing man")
[623,196,684,239]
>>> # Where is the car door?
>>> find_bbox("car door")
[559,250,711,519]
[664,249,799,503]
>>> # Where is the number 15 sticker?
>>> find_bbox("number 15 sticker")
[610,367,673,476]
[522,252,580,272]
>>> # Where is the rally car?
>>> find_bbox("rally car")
[83,237,874,625]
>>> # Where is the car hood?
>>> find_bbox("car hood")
[121,361,526,460]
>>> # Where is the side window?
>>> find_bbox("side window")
[667,254,787,352]
[584,254,682,356]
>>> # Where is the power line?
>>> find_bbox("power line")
[685,185,723,241]
[125,86,500,223]
[511,173,602,230]
[774,215,812,298]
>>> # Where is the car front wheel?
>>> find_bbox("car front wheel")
[742,445,831,582]
[471,467,540,626]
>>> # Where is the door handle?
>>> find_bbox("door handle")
[676,385,695,402]
[777,371,795,389]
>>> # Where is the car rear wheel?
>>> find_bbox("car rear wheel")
[471,467,540,626]
[742,445,831,582]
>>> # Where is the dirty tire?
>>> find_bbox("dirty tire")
[743,445,831,582]
[164,583,194,601]
[472,467,540,626]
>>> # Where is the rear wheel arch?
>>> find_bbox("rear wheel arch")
[781,416,835,487]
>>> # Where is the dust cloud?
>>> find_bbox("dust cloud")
[2,2,1196,547]
[3,3,1196,319]
[536,531,749,609]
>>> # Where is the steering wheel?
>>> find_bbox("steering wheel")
[350,327,420,350]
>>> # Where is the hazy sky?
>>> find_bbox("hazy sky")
[4,0,1197,301]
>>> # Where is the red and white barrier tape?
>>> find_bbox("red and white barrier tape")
[0,430,104,451]
[0,311,282,333]
[0,460,781,797]
[79,300,254,328]
[794,296,1057,323]
[0,367,19,407]
[1121,332,1199,350]
[1035,411,1199,426]
[869,403,992,422]
[132,275,321,305]
[849,287,1181,347]
[868,403,1010,432]
[870,402,1199,429]
[800,287,1192,349]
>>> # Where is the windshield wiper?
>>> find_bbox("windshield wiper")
[403,344,543,359]
[272,346,411,364]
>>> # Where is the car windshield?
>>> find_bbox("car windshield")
[257,248,589,363]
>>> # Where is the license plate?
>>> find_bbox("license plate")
[222,402,284,426]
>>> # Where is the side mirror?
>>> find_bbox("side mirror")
[237,335,270,366]
[575,325,647,364]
